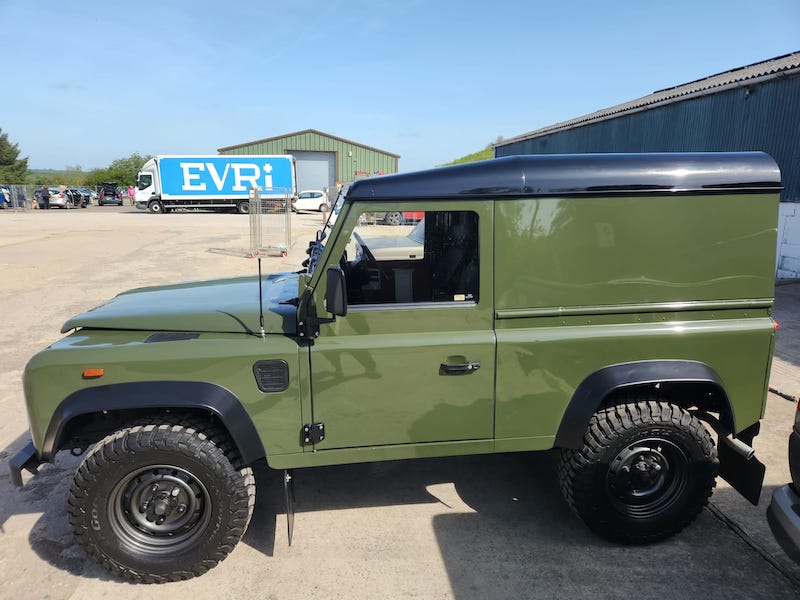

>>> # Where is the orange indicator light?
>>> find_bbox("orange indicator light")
[82,368,105,379]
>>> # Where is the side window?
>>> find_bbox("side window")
[137,174,153,190]
[342,210,479,305]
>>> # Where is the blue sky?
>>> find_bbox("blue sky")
[2,0,799,172]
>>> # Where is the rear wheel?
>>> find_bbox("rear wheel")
[558,398,718,544]
[67,421,255,583]
[236,200,250,214]
[319,203,330,212]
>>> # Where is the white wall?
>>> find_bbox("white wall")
[778,203,800,279]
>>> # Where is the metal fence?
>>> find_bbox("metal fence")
[248,186,292,257]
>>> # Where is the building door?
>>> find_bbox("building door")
[293,151,335,191]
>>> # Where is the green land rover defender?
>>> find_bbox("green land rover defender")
[11,153,781,582]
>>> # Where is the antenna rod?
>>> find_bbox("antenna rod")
[258,257,265,338]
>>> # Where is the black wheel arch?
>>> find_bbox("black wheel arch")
[42,381,265,465]
[555,360,735,449]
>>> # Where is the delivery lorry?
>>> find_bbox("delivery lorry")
[11,153,781,583]
[134,155,296,214]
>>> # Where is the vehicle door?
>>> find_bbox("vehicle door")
[308,202,495,449]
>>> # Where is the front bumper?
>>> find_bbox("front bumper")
[767,430,800,564]
[9,440,44,487]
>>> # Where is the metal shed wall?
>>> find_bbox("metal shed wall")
[219,130,399,184]
[495,74,800,203]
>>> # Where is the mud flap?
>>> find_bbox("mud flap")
[718,437,766,506]
[284,469,295,545]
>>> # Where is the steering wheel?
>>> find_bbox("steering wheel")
[352,231,376,263]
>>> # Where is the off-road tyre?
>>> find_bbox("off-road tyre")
[383,211,405,226]
[67,420,255,583]
[558,397,718,544]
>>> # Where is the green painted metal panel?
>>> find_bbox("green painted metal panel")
[220,131,399,183]
[23,330,305,456]
[307,200,495,449]
[494,194,778,310]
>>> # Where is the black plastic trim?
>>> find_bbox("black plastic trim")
[9,440,42,487]
[41,381,265,465]
[144,332,200,343]
[253,360,290,392]
[555,360,733,449]
[346,153,781,201]
[790,430,800,491]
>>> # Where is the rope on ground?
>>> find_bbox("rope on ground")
[769,387,798,403]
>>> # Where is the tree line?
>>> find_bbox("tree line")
[0,127,151,187]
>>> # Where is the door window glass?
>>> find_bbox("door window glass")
[137,174,153,190]
[341,211,479,305]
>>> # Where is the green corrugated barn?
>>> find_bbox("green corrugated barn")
[218,129,399,192]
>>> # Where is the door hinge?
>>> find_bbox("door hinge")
[301,423,325,445]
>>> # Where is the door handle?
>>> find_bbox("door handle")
[439,361,481,375]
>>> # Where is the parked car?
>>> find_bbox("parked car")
[64,187,89,208]
[98,182,124,206]
[79,187,98,203]
[767,399,800,563]
[293,190,329,212]
[48,187,70,209]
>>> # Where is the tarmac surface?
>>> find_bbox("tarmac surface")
[1,204,800,599]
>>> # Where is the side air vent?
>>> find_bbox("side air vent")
[253,360,289,393]
[144,332,200,343]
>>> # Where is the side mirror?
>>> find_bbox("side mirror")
[325,267,347,317]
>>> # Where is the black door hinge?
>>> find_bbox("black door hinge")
[301,423,325,445]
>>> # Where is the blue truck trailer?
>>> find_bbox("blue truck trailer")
[134,155,297,214]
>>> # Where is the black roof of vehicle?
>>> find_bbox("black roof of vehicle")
[345,153,781,201]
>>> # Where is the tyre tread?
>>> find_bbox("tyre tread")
[67,416,255,583]
[558,395,718,544]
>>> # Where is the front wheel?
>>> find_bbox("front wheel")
[67,422,255,583]
[558,398,718,544]
[148,200,164,214]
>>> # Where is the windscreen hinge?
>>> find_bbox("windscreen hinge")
[301,423,325,446]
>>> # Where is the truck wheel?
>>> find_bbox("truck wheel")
[67,422,255,583]
[383,212,405,226]
[148,201,163,214]
[558,398,717,544]
[236,200,250,214]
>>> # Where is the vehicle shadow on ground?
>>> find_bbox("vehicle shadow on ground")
[1,434,89,577]
[10,445,800,596]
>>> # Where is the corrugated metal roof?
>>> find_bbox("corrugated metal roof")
[218,128,400,158]
[496,51,800,147]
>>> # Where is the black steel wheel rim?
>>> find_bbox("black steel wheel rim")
[606,437,689,519]
[109,464,212,555]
